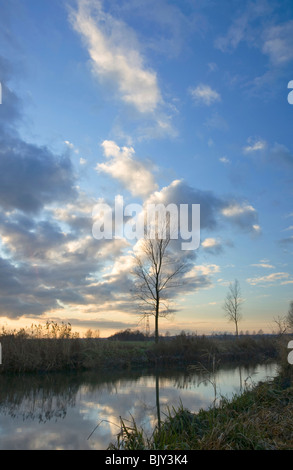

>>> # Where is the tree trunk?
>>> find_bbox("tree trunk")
[155,297,159,344]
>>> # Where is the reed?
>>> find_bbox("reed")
[109,371,293,450]
[108,337,293,450]
[0,324,285,373]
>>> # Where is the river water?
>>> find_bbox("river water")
[0,362,278,450]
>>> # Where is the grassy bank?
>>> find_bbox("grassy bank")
[109,359,293,450]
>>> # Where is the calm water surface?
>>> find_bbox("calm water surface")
[0,362,278,450]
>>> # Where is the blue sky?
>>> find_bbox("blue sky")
[0,0,292,336]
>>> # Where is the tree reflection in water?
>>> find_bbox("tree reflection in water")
[0,362,277,449]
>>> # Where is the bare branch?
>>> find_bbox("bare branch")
[132,221,186,343]
[223,279,243,338]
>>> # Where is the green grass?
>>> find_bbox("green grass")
[109,365,293,450]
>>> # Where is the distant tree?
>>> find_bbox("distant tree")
[85,329,93,338]
[85,328,100,338]
[223,279,243,338]
[108,329,146,342]
[273,315,288,336]
[287,301,293,332]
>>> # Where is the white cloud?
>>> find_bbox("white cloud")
[243,139,267,153]
[70,0,162,115]
[64,140,80,154]
[96,140,158,198]
[219,156,230,164]
[201,238,223,254]
[252,224,261,234]
[201,238,220,249]
[251,263,275,269]
[103,252,136,279]
[221,202,260,234]
[222,202,256,218]
[189,84,221,106]
[185,264,221,278]
[64,140,74,149]
[247,272,290,286]
[262,21,293,65]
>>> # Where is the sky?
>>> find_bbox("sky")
[0,0,292,337]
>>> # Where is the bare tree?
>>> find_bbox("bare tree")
[287,301,293,332]
[273,315,288,336]
[223,279,243,338]
[132,229,186,344]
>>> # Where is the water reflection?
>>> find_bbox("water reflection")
[0,362,278,450]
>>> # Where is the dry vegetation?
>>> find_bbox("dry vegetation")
[1,322,292,449]
[109,338,293,450]
[0,325,282,373]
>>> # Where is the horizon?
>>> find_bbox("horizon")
[0,0,293,339]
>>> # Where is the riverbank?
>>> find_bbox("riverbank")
[0,331,281,374]
[109,364,293,450]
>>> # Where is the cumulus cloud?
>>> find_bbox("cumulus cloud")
[221,202,260,233]
[0,56,263,322]
[185,264,221,278]
[201,237,223,254]
[0,209,133,318]
[0,56,77,214]
[182,264,220,292]
[243,139,293,169]
[136,178,261,246]
[144,179,223,232]
[96,140,158,198]
[0,134,77,214]
[0,57,134,319]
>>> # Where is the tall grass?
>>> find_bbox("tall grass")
[0,323,152,373]
[148,331,279,365]
[0,325,283,373]
[109,340,293,450]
